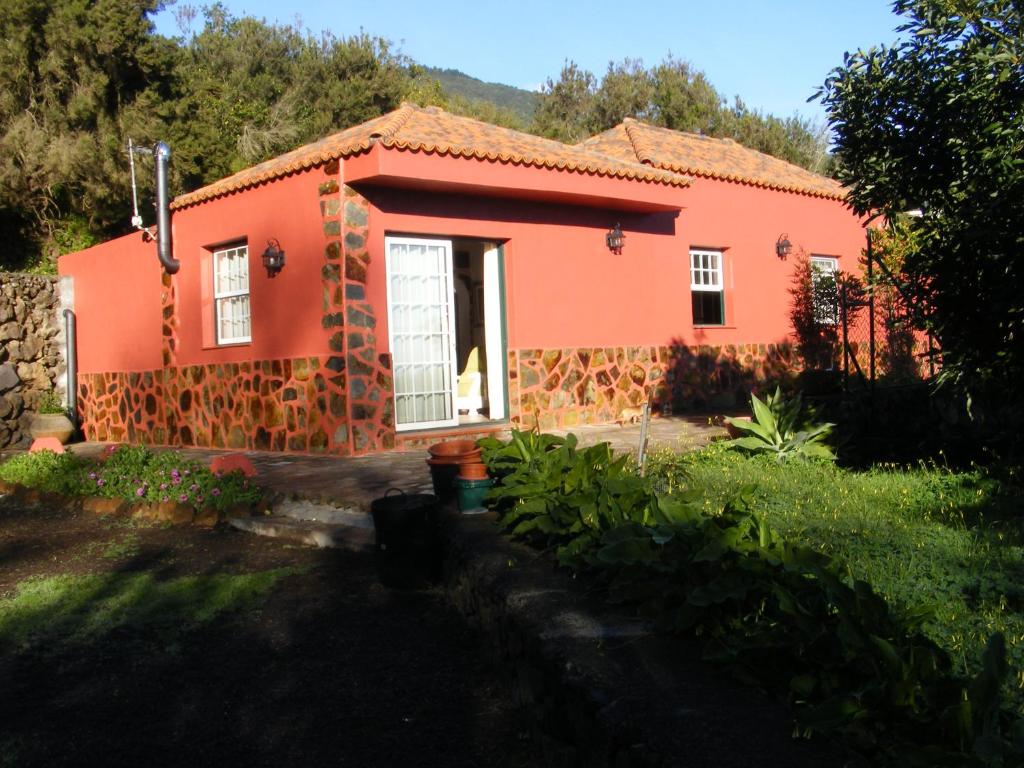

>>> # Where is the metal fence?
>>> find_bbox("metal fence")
[838,244,937,393]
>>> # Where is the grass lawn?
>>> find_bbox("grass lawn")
[0,495,538,768]
[648,442,1024,711]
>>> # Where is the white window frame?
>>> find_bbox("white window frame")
[689,248,725,326]
[810,256,840,326]
[213,244,252,345]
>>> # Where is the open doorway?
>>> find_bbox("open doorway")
[384,235,506,432]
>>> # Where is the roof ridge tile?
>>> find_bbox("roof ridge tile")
[371,103,416,140]
[608,118,845,201]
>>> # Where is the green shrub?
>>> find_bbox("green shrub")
[0,445,262,511]
[0,450,91,495]
[480,430,656,566]
[725,387,835,462]
[36,391,65,415]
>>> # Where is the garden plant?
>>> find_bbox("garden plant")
[0,445,262,511]
[480,427,1024,765]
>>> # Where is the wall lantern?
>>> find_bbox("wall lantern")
[606,223,625,255]
[262,238,285,275]
[775,234,793,260]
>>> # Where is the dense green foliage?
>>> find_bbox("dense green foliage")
[1,2,836,272]
[0,2,427,271]
[533,56,832,173]
[480,430,656,564]
[483,430,1024,764]
[0,0,175,271]
[724,387,835,462]
[819,0,1024,403]
[0,444,261,510]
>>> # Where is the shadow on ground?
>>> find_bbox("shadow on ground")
[0,498,537,768]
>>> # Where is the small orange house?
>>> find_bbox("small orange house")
[58,104,865,455]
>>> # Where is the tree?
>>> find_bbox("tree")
[650,56,723,133]
[592,59,654,129]
[531,55,831,169]
[819,0,1024,396]
[167,9,414,192]
[531,61,597,143]
[0,0,176,270]
[0,3,425,271]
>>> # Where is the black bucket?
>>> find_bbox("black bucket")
[370,489,441,589]
[426,459,460,503]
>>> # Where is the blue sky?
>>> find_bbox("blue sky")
[154,1,907,126]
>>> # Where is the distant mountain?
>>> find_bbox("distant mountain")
[423,67,540,124]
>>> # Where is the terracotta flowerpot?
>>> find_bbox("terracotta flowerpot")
[427,440,481,464]
[457,461,489,480]
[29,413,74,445]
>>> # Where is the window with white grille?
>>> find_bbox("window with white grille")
[810,256,840,325]
[690,249,725,326]
[214,244,251,344]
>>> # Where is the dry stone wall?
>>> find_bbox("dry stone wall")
[0,274,66,447]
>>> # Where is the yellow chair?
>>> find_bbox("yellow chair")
[456,347,483,415]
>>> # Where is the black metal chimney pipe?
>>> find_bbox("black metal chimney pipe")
[154,142,179,274]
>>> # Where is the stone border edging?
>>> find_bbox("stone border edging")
[0,479,273,528]
[439,511,852,768]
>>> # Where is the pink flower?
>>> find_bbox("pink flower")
[179,494,188,503]
[211,488,221,497]
[135,487,145,497]
[96,479,105,487]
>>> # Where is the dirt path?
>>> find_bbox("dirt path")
[0,498,540,767]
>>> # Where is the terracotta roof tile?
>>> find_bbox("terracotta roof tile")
[172,105,689,209]
[580,119,845,200]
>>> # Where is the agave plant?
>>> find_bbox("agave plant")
[725,387,835,462]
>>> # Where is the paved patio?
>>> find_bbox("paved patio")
[63,416,724,511]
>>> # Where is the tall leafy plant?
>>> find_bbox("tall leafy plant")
[479,430,657,566]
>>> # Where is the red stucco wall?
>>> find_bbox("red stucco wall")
[357,177,864,356]
[58,232,163,374]
[169,168,329,366]
[679,178,865,348]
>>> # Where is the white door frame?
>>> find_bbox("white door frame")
[482,245,505,421]
[384,236,460,431]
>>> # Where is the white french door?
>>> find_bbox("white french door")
[385,236,459,431]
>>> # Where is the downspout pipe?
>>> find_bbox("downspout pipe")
[154,142,179,274]
[63,308,78,429]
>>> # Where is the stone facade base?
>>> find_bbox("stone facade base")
[78,356,361,455]
[511,342,798,431]
[78,342,797,455]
